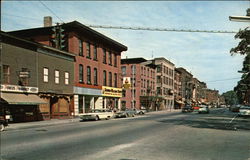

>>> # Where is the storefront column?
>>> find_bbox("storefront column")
[74,95,79,115]
[90,97,94,110]
[118,98,121,110]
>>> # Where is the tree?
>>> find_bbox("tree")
[221,91,238,105]
[230,8,250,104]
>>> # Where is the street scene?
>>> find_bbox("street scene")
[1,1,250,160]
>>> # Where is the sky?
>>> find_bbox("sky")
[1,1,250,94]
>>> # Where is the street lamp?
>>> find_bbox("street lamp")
[229,8,250,22]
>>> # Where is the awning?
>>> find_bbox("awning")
[0,93,47,105]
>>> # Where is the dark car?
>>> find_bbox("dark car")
[182,105,193,113]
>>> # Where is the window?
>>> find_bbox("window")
[43,68,49,82]
[109,72,112,87]
[103,70,107,86]
[114,54,117,67]
[103,49,106,64]
[86,42,91,59]
[141,67,143,75]
[3,65,10,84]
[65,72,69,85]
[157,87,161,94]
[79,39,83,56]
[55,70,59,84]
[114,73,117,87]
[79,95,83,114]
[157,65,162,72]
[79,64,84,83]
[94,45,98,61]
[131,65,136,74]
[94,68,98,85]
[87,66,91,84]
[19,68,29,86]
[157,76,161,83]
[108,51,112,65]
[122,90,126,97]
[121,66,126,75]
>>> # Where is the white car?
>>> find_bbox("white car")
[198,105,209,114]
[79,109,114,121]
[238,106,250,117]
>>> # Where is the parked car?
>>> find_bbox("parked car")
[124,108,137,117]
[79,109,114,121]
[198,105,209,114]
[238,106,250,117]
[193,106,200,112]
[135,108,147,115]
[229,105,240,112]
[114,111,127,118]
[182,105,193,113]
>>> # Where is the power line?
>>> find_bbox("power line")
[86,25,237,34]
[38,1,64,24]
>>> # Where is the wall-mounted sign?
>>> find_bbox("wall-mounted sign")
[122,77,131,89]
[0,84,38,93]
[102,86,122,97]
[18,71,30,78]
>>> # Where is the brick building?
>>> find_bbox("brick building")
[121,58,157,110]
[8,17,127,115]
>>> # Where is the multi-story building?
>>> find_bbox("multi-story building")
[0,31,75,122]
[205,89,220,106]
[175,67,194,105]
[8,17,127,115]
[152,57,175,110]
[121,58,157,110]
[174,68,183,109]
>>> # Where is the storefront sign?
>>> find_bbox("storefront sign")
[0,84,38,93]
[102,86,122,97]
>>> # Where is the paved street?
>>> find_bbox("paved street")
[0,108,249,160]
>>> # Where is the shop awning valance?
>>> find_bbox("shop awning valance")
[0,93,47,105]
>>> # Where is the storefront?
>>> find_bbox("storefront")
[102,86,122,110]
[0,84,47,122]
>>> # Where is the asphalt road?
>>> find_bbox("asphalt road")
[0,108,249,160]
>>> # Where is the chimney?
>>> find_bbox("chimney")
[44,16,52,27]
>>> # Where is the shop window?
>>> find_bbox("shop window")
[79,95,83,114]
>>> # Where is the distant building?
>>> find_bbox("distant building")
[174,68,183,109]
[121,58,157,110]
[152,57,175,110]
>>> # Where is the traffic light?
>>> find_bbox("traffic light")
[51,23,66,50]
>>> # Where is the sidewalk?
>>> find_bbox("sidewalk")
[5,109,181,131]
[6,117,81,131]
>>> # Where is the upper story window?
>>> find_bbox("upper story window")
[94,68,98,86]
[131,65,136,74]
[109,72,112,87]
[87,66,91,85]
[86,42,91,59]
[79,39,83,56]
[114,73,117,87]
[93,45,98,61]
[65,72,69,85]
[43,67,49,83]
[19,68,29,86]
[103,70,107,86]
[121,66,126,76]
[79,64,84,83]
[108,51,112,66]
[114,54,117,67]
[103,48,107,64]
[3,65,10,84]
[55,70,60,84]
[157,65,162,72]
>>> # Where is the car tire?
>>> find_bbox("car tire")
[0,124,5,132]
[126,113,129,117]
[95,116,99,121]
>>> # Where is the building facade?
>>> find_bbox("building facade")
[0,31,75,122]
[121,58,157,110]
[8,18,127,115]
[153,57,175,110]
